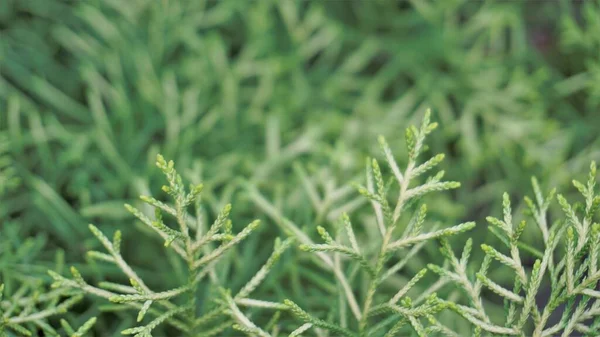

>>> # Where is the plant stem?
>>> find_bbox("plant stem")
[359,164,412,335]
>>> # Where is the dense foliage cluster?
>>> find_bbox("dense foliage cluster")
[2,0,600,336]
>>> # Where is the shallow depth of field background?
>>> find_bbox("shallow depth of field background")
[1,0,600,335]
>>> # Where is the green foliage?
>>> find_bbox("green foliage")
[48,155,290,336]
[2,0,600,336]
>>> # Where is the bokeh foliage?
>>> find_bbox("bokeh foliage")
[1,0,600,336]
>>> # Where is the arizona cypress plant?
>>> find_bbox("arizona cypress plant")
[244,111,600,336]
[429,162,600,336]
[48,155,291,336]
[280,110,475,336]
[3,1,600,336]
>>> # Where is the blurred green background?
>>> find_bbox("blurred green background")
[1,0,600,335]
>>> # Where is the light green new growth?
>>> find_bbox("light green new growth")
[49,155,291,336]
[244,110,600,336]
[430,161,600,336]
[288,110,475,336]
